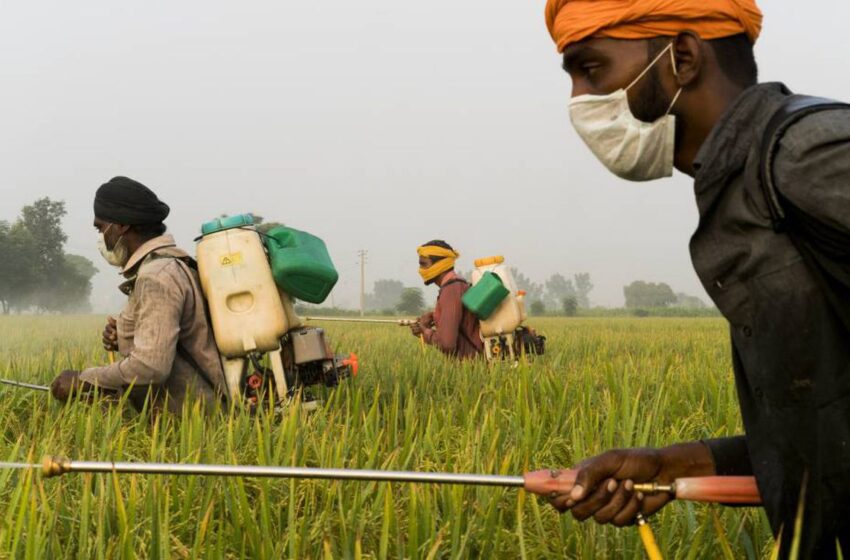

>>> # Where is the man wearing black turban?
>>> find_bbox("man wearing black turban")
[51,177,227,414]
[93,176,171,226]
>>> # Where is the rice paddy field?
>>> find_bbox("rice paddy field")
[0,315,772,559]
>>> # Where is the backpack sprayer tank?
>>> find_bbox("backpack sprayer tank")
[197,215,291,401]
[464,256,539,361]
[197,215,351,408]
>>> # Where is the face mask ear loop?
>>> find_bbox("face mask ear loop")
[669,46,679,77]
[665,88,683,116]
[103,223,119,251]
[664,47,683,116]
[625,42,674,92]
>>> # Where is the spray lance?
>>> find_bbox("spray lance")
[0,457,760,559]
[304,317,419,327]
[0,339,118,394]
[0,379,49,392]
[304,316,427,351]
[31,459,757,504]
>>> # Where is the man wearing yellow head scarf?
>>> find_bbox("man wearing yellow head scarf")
[542,1,850,557]
[411,241,482,359]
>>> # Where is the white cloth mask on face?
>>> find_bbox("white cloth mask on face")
[568,43,683,182]
[97,224,129,268]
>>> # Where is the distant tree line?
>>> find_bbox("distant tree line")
[0,198,97,314]
[510,269,593,317]
[364,279,426,316]
[623,281,707,310]
[332,274,713,318]
[364,269,596,318]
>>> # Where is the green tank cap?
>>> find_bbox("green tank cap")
[201,214,255,236]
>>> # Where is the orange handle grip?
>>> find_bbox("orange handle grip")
[523,470,761,505]
[523,469,578,496]
[674,476,761,505]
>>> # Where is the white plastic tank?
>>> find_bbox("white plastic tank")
[471,256,525,337]
[197,216,288,358]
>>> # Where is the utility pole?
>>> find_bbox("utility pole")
[357,250,368,316]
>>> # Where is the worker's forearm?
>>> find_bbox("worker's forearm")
[80,354,172,390]
[80,363,125,390]
[658,441,717,479]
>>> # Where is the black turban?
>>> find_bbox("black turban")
[94,176,170,225]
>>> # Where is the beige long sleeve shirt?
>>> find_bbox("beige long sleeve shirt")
[80,235,226,414]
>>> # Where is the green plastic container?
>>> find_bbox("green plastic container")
[265,226,338,304]
[462,272,510,320]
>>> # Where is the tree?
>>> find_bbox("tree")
[366,279,405,311]
[0,198,95,313]
[19,198,70,312]
[543,273,576,310]
[623,281,677,308]
[0,221,12,313]
[530,300,546,316]
[676,292,707,309]
[47,254,98,313]
[562,296,578,317]
[0,222,37,314]
[21,198,67,276]
[0,222,38,313]
[574,273,593,308]
[397,288,426,316]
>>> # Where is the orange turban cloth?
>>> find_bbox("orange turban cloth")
[545,0,763,53]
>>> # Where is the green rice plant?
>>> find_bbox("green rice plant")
[0,315,773,558]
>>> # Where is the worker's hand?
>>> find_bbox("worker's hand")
[102,316,118,352]
[549,442,715,527]
[418,311,435,328]
[410,322,424,337]
[50,370,89,402]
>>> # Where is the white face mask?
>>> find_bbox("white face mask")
[97,224,129,268]
[568,43,683,182]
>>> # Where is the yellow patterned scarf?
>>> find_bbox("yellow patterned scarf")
[417,245,459,283]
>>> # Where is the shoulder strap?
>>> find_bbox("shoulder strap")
[759,95,850,232]
[166,256,219,392]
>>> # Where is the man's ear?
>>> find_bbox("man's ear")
[672,31,704,88]
[114,224,132,237]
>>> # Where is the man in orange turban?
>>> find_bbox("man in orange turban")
[541,1,850,557]
[545,0,762,54]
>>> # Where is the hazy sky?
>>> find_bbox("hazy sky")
[2,1,849,311]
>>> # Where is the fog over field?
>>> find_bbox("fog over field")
[1,1,848,312]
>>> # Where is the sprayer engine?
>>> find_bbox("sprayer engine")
[283,327,355,389]
[242,327,357,409]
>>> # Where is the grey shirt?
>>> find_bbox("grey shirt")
[81,235,226,414]
[692,83,850,557]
